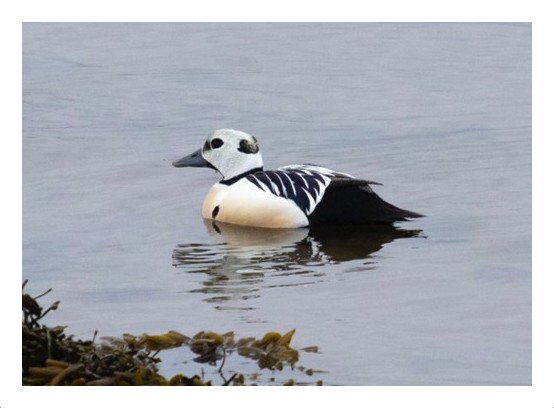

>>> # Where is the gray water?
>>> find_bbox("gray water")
[22,23,531,385]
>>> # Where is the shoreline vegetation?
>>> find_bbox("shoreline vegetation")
[22,280,323,386]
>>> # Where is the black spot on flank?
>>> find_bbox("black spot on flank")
[211,138,224,149]
[212,205,220,219]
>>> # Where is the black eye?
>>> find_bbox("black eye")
[211,138,224,149]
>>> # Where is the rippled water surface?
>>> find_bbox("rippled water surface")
[22,23,531,385]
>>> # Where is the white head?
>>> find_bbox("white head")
[173,129,264,181]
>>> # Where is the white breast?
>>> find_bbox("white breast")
[201,180,309,228]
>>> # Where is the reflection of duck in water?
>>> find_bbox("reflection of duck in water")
[173,129,423,228]
[201,220,423,263]
[172,220,424,305]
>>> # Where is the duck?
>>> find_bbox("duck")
[173,129,423,229]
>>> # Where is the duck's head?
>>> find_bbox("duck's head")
[173,129,263,181]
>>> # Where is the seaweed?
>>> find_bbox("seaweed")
[22,280,322,386]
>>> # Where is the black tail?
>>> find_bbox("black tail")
[308,181,423,226]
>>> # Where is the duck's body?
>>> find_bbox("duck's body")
[200,171,308,228]
[173,129,423,229]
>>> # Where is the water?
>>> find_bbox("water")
[22,23,531,385]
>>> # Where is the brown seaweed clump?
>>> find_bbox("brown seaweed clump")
[22,280,322,386]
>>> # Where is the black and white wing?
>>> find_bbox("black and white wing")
[245,165,329,215]
[246,164,422,226]
[244,164,368,215]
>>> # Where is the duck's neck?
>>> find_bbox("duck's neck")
[220,167,264,186]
